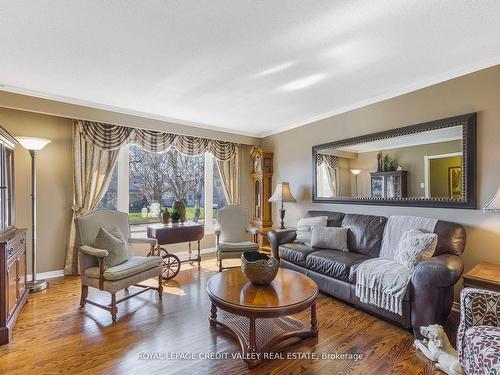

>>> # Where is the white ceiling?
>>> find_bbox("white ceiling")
[0,1,499,137]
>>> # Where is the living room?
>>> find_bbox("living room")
[0,2,499,374]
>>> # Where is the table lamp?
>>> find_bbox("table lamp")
[16,136,52,293]
[268,182,296,229]
[484,186,500,212]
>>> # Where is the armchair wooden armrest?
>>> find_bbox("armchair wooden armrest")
[80,245,109,258]
[79,245,107,290]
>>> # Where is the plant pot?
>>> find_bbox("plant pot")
[172,200,186,223]
[241,251,279,286]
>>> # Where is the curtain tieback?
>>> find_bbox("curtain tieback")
[72,204,86,215]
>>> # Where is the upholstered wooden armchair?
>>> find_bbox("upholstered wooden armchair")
[457,288,500,374]
[215,205,259,272]
[76,209,163,322]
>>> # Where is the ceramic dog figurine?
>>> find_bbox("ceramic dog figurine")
[414,324,463,375]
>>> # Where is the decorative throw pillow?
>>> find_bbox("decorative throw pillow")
[94,226,131,267]
[295,216,328,245]
[394,229,438,270]
[311,226,349,251]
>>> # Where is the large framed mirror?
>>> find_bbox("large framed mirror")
[312,113,476,208]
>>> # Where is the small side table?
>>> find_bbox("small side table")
[463,262,500,292]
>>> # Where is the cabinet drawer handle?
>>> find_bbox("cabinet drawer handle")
[8,246,14,255]
[20,237,25,245]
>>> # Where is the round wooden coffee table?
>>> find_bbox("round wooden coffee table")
[207,267,319,367]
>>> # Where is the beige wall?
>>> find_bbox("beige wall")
[0,108,73,274]
[0,107,255,273]
[262,65,500,299]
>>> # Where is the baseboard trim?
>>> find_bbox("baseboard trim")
[27,270,65,281]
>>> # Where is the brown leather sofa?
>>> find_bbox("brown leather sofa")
[268,211,466,333]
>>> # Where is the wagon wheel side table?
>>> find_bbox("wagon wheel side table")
[206,268,319,368]
[147,222,204,280]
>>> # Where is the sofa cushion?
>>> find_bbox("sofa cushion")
[85,256,162,281]
[311,226,348,251]
[341,214,387,257]
[305,249,370,282]
[394,229,437,270]
[278,243,318,266]
[305,211,345,227]
[462,325,500,375]
[434,220,466,256]
[296,216,328,244]
[94,226,131,268]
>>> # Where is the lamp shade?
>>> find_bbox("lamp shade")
[16,136,51,151]
[268,182,296,203]
[484,187,500,212]
[350,169,362,175]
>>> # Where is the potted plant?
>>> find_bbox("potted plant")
[383,156,396,171]
[170,211,181,224]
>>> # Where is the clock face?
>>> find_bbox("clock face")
[253,155,262,172]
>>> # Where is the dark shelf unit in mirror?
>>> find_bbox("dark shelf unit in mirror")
[370,171,408,199]
[312,113,476,209]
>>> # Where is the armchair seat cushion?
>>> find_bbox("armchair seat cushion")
[305,249,370,282]
[462,325,500,374]
[218,241,259,252]
[85,256,162,281]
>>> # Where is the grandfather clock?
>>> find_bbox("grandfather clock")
[249,146,273,248]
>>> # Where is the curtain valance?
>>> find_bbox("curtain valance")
[316,153,338,169]
[75,119,238,161]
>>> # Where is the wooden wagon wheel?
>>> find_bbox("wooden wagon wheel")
[157,247,181,280]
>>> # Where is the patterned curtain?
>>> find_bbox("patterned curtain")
[64,125,120,275]
[134,128,176,153]
[216,145,241,204]
[317,154,339,197]
[76,120,134,150]
[75,120,238,161]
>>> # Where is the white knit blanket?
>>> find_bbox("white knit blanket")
[355,215,438,315]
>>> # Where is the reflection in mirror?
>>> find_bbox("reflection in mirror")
[316,125,465,200]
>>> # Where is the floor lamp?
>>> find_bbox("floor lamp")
[16,136,52,293]
[350,169,362,197]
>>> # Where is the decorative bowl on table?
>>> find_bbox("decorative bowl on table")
[241,251,279,286]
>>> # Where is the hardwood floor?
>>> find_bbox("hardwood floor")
[0,256,452,375]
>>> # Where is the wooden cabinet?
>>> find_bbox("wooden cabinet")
[370,171,408,199]
[0,126,27,345]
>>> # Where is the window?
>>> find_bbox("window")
[97,167,118,209]
[98,145,226,233]
[213,161,227,211]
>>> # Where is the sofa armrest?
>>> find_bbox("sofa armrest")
[411,254,464,288]
[268,229,297,259]
[410,254,464,331]
[79,245,109,258]
[457,288,500,361]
